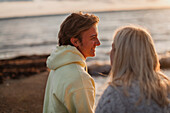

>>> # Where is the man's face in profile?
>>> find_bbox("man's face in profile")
[77,24,100,59]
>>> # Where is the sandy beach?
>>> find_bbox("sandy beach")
[0,66,169,113]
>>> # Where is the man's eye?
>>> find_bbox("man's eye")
[91,37,96,40]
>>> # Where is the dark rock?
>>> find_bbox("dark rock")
[0,54,49,83]
[88,62,111,77]
[160,57,170,69]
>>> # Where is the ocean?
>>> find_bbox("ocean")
[0,8,170,62]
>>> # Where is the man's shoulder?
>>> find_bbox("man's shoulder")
[66,64,94,89]
[56,63,83,74]
[59,63,90,78]
[52,63,94,89]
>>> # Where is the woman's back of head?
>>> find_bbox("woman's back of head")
[110,25,170,107]
[113,25,159,77]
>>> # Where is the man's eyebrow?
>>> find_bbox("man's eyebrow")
[90,34,97,37]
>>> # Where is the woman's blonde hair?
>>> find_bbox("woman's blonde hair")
[110,25,170,107]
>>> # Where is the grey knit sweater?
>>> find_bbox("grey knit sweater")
[95,82,170,113]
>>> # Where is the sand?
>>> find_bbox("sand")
[0,71,107,113]
[0,69,169,113]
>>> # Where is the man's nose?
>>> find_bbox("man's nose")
[96,38,100,46]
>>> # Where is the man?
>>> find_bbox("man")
[43,12,100,113]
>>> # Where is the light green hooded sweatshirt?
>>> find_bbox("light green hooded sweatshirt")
[43,45,95,113]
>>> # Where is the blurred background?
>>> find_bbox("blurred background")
[0,0,170,61]
[0,0,170,113]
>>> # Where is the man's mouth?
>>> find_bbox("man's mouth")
[92,48,95,52]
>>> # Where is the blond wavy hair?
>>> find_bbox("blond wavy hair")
[110,25,170,107]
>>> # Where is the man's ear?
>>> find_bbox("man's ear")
[70,37,80,47]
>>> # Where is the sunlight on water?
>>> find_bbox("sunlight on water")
[0,9,170,62]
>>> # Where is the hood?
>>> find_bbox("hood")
[46,45,86,70]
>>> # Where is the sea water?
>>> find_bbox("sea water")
[0,9,170,62]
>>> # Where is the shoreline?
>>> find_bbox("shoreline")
[0,1,170,19]
[0,53,170,84]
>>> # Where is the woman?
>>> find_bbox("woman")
[95,25,170,113]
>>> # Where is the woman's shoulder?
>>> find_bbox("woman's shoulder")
[97,85,121,101]
[95,85,126,113]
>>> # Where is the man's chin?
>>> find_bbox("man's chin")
[86,52,96,58]
[90,53,95,57]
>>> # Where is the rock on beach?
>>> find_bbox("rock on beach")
[159,52,170,69]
